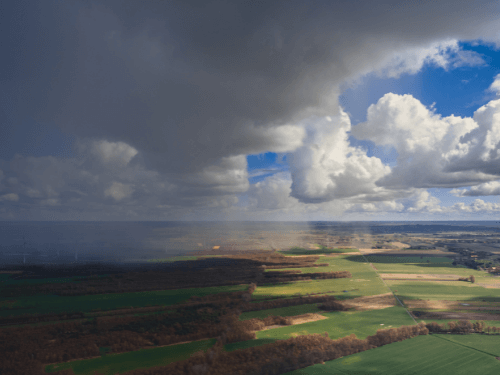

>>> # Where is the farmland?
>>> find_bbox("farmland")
[284,334,500,375]
[253,254,388,300]
[0,284,247,318]
[3,226,500,375]
[255,306,415,341]
[45,339,217,375]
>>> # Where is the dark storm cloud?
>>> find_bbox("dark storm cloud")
[5,0,500,175]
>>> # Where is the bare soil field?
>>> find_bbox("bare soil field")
[342,293,397,311]
[289,313,328,325]
[358,248,396,254]
[390,242,411,248]
[358,248,454,256]
[477,283,500,289]
[405,299,500,311]
[415,311,500,321]
[380,273,460,281]
[258,313,327,331]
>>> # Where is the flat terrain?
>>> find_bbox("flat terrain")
[380,273,461,280]
[370,253,500,324]
[255,306,415,342]
[2,235,499,375]
[285,335,500,375]
[240,303,323,320]
[0,284,247,318]
[45,339,217,375]
[253,254,388,300]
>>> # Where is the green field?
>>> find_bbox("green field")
[273,254,378,274]
[362,255,454,264]
[0,274,89,286]
[45,339,216,375]
[371,262,473,275]
[360,256,493,284]
[285,334,500,375]
[255,255,388,300]
[240,303,322,320]
[280,247,359,255]
[387,281,500,301]
[256,306,415,341]
[224,338,278,352]
[0,284,247,317]
[434,334,500,357]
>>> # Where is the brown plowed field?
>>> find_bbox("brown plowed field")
[258,313,327,331]
[380,273,460,281]
[477,283,500,289]
[358,248,454,256]
[342,293,397,311]
[415,311,500,321]
[405,299,500,311]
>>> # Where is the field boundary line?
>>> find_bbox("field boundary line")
[432,334,500,358]
[359,253,417,324]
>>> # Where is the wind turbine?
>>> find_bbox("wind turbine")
[20,236,30,264]
[4,236,30,264]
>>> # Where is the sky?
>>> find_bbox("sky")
[2,0,500,221]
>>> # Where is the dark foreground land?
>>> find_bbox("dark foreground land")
[2,223,500,374]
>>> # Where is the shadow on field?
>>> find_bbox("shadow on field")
[224,338,277,352]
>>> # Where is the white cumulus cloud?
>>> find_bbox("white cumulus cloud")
[289,110,391,203]
[352,92,498,189]
[451,181,500,196]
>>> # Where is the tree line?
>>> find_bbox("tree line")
[119,323,430,375]
[0,253,328,299]
[425,320,500,334]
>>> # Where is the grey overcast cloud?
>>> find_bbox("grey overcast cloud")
[2,0,500,220]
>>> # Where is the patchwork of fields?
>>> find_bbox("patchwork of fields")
[358,254,500,322]
[284,335,500,375]
[48,252,500,373]
[3,247,500,374]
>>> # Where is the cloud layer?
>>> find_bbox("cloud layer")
[3,1,500,219]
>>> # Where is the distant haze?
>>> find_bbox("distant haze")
[1,221,500,265]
